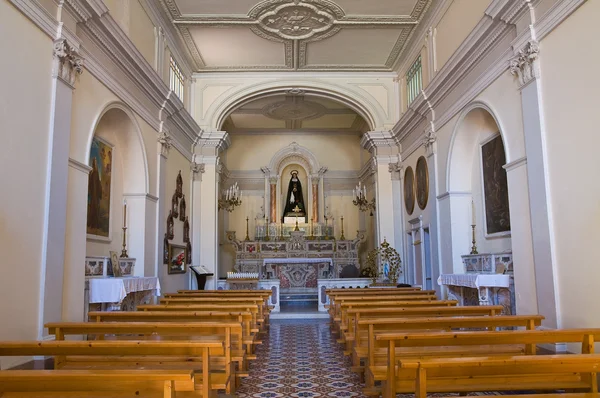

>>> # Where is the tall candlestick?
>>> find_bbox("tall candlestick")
[123,200,127,228]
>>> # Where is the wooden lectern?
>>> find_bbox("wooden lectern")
[189,265,214,290]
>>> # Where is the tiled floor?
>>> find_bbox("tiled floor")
[236,319,368,398]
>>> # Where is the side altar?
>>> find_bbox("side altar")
[226,230,366,285]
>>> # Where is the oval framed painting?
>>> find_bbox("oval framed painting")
[416,156,429,210]
[404,166,415,215]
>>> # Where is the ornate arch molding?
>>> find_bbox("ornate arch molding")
[207,81,386,132]
[86,101,150,194]
[268,142,321,176]
[446,100,509,192]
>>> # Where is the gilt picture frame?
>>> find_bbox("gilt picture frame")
[404,166,415,215]
[480,134,511,237]
[86,136,114,242]
[415,156,429,210]
[168,243,188,274]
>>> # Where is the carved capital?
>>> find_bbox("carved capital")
[388,162,403,181]
[191,161,205,179]
[53,39,83,87]
[509,40,539,88]
[269,176,278,185]
[157,131,173,157]
[423,123,437,155]
[311,175,320,185]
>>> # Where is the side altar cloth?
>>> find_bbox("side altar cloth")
[84,276,160,319]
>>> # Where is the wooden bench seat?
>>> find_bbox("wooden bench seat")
[158,297,269,325]
[0,369,198,397]
[328,294,439,321]
[395,354,600,398]
[0,340,221,397]
[355,314,544,389]
[45,322,242,394]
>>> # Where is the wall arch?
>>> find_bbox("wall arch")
[206,80,387,132]
[446,101,509,192]
[268,142,321,176]
[85,101,150,194]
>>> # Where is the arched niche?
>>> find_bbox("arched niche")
[444,103,512,272]
[84,104,151,277]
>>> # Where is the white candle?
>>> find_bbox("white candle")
[471,200,476,226]
[123,200,127,227]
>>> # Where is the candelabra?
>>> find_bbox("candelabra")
[244,217,250,241]
[218,182,242,212]
[470,224,478,254]
[352,181,376,216]
[339,216,346,240]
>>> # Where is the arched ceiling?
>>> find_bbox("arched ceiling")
[159,0,432,72]
[222,93,369,135]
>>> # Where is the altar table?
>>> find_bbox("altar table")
[438,273,510,307]
[84,277,161,318]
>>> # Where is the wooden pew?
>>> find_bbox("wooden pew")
[136,303,264,332]
[0,340,221,397]
[328,292,438,320]
[157,298,270,327]
[376,328,600,398]
[344,305,504,363]
[334,300,458,337]
[0,369,196,397]
[397,354,600,398]
[88,310,260,358]
[357,314,544,391]
[326,287,422,293]
[46,322,241,394]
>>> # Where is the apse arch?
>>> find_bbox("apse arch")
[207,80,386,132]
[86,101,149,194]
[446,101,510,192]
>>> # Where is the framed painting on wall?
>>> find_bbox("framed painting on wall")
[86,136,113,241]
[168,243,188,274]
[480,134,511,236]
[415,156,429,210]
[404,166,415,215]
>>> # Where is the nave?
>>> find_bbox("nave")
[237,319,367,398]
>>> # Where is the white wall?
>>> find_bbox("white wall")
[0,0,54,367]
[540,0,600,329]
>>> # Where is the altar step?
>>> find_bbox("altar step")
[280,292,318,312]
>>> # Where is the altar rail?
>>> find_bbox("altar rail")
[217,279,281,312]
[318,278,373,312]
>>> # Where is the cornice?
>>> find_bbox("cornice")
[68,158,92,174]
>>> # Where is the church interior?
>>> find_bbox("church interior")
[1,0,600,396]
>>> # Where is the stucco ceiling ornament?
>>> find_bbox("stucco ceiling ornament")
[249,0,344,42]
[263,99,327,121]
[53,39,83,87]
[509,40,539,87]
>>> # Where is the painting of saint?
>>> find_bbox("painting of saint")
[481,135,511,235]
[416,156,429,210]
[87,137,112,238]
[404,166,415,215]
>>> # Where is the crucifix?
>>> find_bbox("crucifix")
[293,205,301,231]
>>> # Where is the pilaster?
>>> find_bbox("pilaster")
[41,38,83,338]
[509,40,559,328]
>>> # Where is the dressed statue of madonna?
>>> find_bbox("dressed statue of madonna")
[282,170,306,221]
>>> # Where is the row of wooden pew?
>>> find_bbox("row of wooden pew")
[0,289,273,397]
[327,286,600,398]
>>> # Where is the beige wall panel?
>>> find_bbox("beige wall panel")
[225,134,363,171]
[128,0,156,66]
[0,0,54,363]
[540,0,600,330]
[435,0,492,72]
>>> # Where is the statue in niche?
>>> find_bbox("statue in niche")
[166,210,174,240]
[186,241,192,264]
[171,192,179,219]
[282,170,306,221]
[176,170,183,198]
[179,195,186,221]
[183,216,190,243]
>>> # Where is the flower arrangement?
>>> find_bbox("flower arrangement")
[362,239,402,284]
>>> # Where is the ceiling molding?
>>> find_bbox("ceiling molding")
[159,0,432,72]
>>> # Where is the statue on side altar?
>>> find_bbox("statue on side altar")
[282,170,306,221]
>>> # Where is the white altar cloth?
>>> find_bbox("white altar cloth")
[437,273,510,289]
[89,277,161,303]
[263,257,333,266]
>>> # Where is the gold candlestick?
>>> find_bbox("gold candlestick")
[120,226,128,258]
[279,223,284,240]
[324,216,330,240]
[340,215,345,241]
[264,217,270,241]
[294,215,299,231]
[470,224,478,254]
[309,218,315,240]
[245,216,250,241]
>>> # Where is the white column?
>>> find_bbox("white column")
[62,159,91,323]
[40,39,83,338]
[437,192,472,275]
[123,194,158,277]
[510,41,559,328]
[504,157,539,316]
[199,158,219,288]
[373,156,397,246]
[155,134,170,284]
[425,128,442,294]
[389,163,405,282]
[190,161,204,266]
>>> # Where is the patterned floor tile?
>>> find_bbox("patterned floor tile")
[237,319,368,398]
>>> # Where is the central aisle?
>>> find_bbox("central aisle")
[237,319,368,397]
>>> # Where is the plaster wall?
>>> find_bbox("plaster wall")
[161,148,192,293]
[0,0,53,366]
[540,0,600,329]
[128,0,157,67]
[434,0,492,72]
